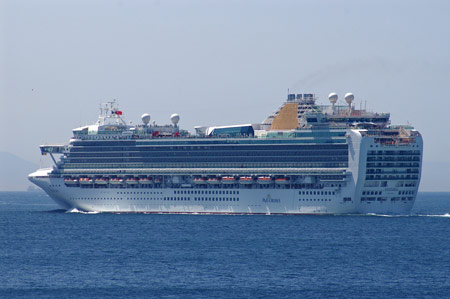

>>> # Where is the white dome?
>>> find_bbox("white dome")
[344,93,354,104]
[141,113,151,125]
[328,92,338,104]
[170,113,180,125]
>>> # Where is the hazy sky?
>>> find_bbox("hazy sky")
[1,0,450,190]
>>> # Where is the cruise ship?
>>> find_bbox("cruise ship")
[29,92,423,214]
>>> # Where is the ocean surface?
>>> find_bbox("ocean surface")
[1,192,449,298]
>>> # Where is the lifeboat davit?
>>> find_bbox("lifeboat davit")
[239,176,254,184]
[95,178,108,184]
[257,176,272,184]
[207,177,221,184]
[64,178,78,185]
[79,178,93,185]
[222,176,235,184]
[126,178,139,184]
[193,178,206,184]
[139,178,153,184]
[109,178,123,184]
[275,177,289,184]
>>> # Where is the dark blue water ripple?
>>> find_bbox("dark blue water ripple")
[1,192,449,298]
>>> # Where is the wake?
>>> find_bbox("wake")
[417,213,450,218]
[66,208,100,214]
[365,213,450,218]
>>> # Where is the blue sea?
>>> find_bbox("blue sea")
[1,192,449,298]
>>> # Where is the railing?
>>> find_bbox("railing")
[57,167,349,176]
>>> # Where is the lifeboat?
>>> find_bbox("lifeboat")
[139,178,153,184]
[193,178,206,184]
[207,177,221,184]
[95,178,108,185]
[257,176,272,184]
[239,176,254,184]
[125,178,139,184]
[154,178,162,184]
[275,177,289,184]
[222,176,235,184]
[79,178,93,185]
[64,178,78,185]
[109,178,123,184]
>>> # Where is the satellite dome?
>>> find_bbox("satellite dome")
[344,93,354,104]
[328,93,338,104]
[170,113,180,125]
[141,113,151,125]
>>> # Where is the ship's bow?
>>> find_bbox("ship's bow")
[28,168,72,210]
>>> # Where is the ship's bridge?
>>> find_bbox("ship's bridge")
[40,144,67,165]
[40,145,67,155]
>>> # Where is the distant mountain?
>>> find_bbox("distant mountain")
[0,151,40,191]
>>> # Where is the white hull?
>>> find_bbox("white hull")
[29,173,416,214]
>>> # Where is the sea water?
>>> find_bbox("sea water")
[1,192,449,298]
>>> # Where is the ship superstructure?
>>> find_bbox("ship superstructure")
[29,94,422,214]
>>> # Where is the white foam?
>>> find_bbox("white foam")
[364,212,450,218]
[418,213,450,218]
[66,208,99,214]
[365,213,406,217]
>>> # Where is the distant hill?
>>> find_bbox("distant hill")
[0,151,40,191]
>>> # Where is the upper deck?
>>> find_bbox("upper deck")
[64,93,415,145]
